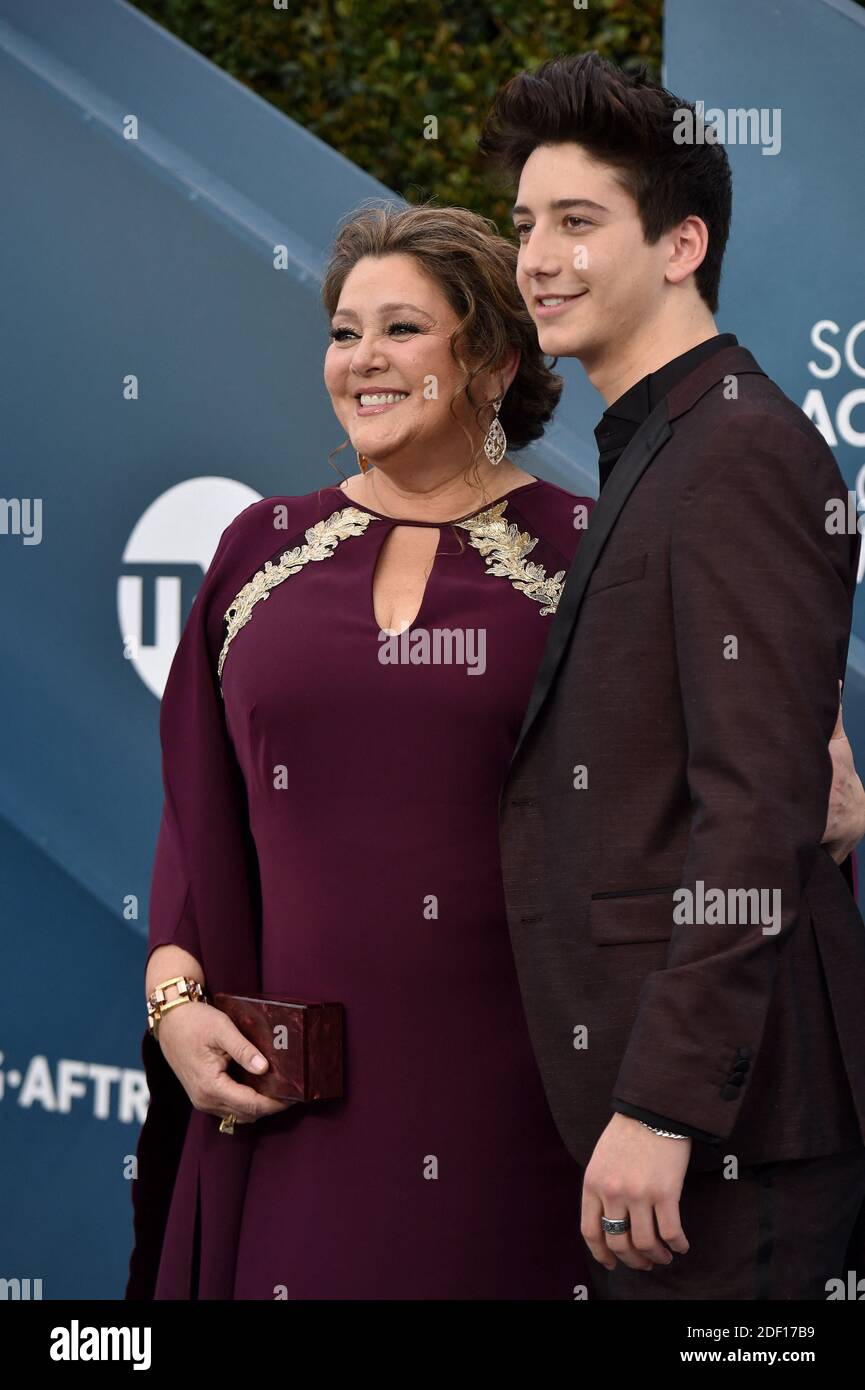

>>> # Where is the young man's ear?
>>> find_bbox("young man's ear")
[664,215,710,289]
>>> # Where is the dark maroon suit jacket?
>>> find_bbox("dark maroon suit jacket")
[498,344,865,1176]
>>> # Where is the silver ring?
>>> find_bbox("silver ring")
[601,1216,631,1234]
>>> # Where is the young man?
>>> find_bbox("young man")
[480,51,865,1299]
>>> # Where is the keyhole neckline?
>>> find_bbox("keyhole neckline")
[332,477,542,527]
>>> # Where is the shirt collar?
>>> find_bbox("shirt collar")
[593,333,739,490]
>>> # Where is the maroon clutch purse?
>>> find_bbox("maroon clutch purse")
[213,992,343,1104]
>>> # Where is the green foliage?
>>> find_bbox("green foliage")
[131,0,662,229]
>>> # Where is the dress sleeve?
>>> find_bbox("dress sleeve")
[146,800,201,967]
[129,500,269,1300]
[144,507,254,974]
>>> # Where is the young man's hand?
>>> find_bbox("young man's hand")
[823,681,865,865]
[581,1114,692,1271]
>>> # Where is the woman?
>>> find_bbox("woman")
[126,203,862,1300]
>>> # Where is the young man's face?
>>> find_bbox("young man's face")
[513,142,672,367]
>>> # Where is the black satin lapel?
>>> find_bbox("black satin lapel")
[506,398,673,776]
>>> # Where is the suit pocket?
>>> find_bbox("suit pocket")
[584,551,647,598]
[589,885,678,945]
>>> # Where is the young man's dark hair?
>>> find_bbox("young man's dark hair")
[478,50,732,312]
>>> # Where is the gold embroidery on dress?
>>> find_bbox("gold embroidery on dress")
[454,500,565,615]
[217,506,376,686]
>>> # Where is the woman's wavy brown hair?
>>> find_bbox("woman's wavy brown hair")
[322,200,562,482]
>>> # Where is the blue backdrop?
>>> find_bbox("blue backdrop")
[0,0,862,1297]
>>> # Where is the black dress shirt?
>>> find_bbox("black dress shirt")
[594,334,738,493]
[596,334,738,1145]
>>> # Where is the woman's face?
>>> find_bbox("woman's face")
[324,253,497,468]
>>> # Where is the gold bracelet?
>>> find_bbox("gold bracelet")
[146,974,207,1039]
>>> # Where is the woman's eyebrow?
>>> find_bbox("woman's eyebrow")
[331,302,434,320]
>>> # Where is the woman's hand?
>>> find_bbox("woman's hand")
[156,998,291,1125]
[823,682,865,865]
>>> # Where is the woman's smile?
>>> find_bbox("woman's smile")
[355,390,411,416]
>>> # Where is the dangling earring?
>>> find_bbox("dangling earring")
[357,451,370,474]
[484,397,507,466]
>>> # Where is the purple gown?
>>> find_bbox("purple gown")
[141,476,595,1300]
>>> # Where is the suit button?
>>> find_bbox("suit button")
[720,1084,741,1100]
